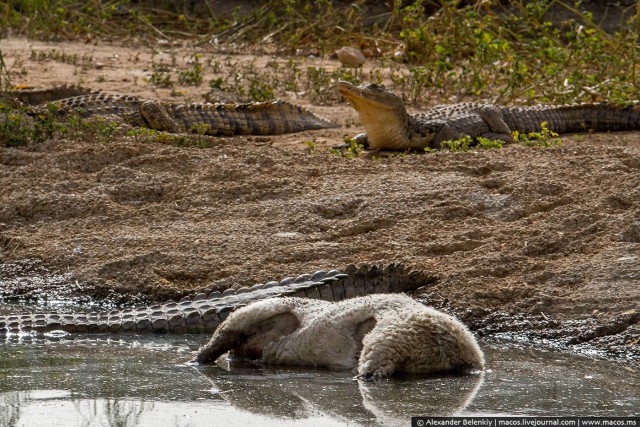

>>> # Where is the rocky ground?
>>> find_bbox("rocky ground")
[0,37,638,363]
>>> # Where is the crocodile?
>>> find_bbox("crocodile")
[337,80,640,150]
[2,84,96,107]
[0,264,434,339]
[19,90,338,136]
[2,85,337,135]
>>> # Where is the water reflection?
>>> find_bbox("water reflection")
[73,399,152,427]
[468,342,640,415]
[199,361,484,424]
[0,389,24,427]
[0,337,637,426]
[0,392,153,427]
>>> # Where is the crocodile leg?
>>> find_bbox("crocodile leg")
[478,105,514,142]
[139,100,184,133]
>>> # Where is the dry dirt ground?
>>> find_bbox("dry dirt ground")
[0,37,638,362]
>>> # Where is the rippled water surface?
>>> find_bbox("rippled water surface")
[0,332,638,427]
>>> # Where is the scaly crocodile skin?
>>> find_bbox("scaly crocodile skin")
[26,91,339,136]
[337,81,640,150]
[4,85,96,106]
[0,264,435,338]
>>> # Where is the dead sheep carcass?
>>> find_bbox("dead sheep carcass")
[193,294,484,379]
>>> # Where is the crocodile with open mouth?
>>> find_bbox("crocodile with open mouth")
[337,80,640,150]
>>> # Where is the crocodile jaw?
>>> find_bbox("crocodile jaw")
[337,81,411,150]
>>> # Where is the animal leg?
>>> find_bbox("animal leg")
[356,326,402,379]
[140,100,183,133]
[333,132,370,150]
[478,105,513,142]
[431,124,462,148]
[357,350,397,380]
[193,298,303,364]
[353,132,369,148]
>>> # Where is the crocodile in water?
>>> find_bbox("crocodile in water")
[0,264,434,339]
[337,80,640,150]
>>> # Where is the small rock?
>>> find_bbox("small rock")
[253,137,272,144]
[273,231,304,240]
[336,46,366,67]
[392,50,408,62]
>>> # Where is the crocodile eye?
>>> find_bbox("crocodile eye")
[366,83,387,91]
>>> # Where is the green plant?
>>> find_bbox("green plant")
[127,127,210,148]
[147,71,173,88]
[330,136,363,158]
[303,140,316,153]
[305,66,363,104]
[513,121,561,147]
[27,103,65,143]
[189,122,208,135]
[440,135,473,152]
[147,63,174,88]
[0,36,11,92]
[3,1,639,109]
[477,137,504,150]
[178,54,204,86]
[0,108,36,146]
[247,77,275,101]
[0,102,119,147]
[209,78,224,90]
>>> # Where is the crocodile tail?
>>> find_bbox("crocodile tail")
[0,264,434,339]
[503,101,640,134]
[3,85,96,106]
[554,101,640,133]
[181,100,338,136]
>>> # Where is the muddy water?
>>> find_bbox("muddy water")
[0,331,638,427]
